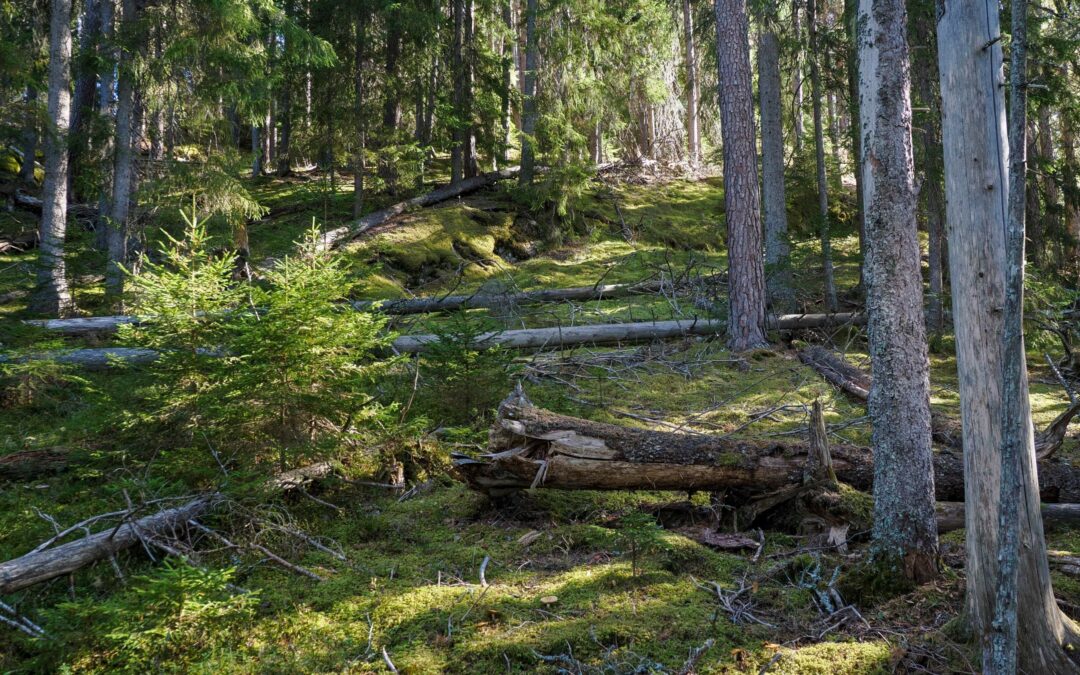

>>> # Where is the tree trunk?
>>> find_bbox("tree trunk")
[792,2,804,150]
[518,0,538,186]
[843,0,865,289]
[31,0,75,316]
[937,0,1080,669]
[1064,76,1080,280]
[463,0,478,178]
[1038,103,1060,264]
[758,28,795,313]
[807,0,838,311]
[105,0,139,302]
[714,0,767,350]
[380,22,401,193]
[451,0,466,183]
[500,0,514,166]
[18,87,38,185]
[251,124,263,177]
[682,0,700,167]
[352,15,366,219]
[68,0,103,197]
[856,0,938,582]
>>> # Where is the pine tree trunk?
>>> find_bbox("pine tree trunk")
[792,2,804,151]
[94,0,116,251]
[842,0,864,290]
[31,0,75,316]
[518,0,538,186]
[105,0,139,302]
[380,23,401,193]
[1063,70,1080,279]
[19,87,38,185]
[1038,103,1060,263]
[69,0,102,197]
[464,0,478,178]
[682,0,700,167]
[251,124,263,176]
[758,29,794,313]
[352,15,366,219]
[714,0,767,351]
[500,0,514,166]
[910,1,945,335]
[451,0,465,183]
[936,0,1080,669]
[856,0,938,582]
[807,0,838,310]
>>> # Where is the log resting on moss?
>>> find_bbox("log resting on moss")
[452,390,1080,502]
[798,345,1079,458]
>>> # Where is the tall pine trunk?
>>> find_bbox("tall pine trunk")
[499,0,514,166]
[68,0,102,198]
[807,0,837,310]
[758,28,794,312]
[19,87,38,185]
[380,23,401,193]
[32,0,75,316]
[105,0,139,302]
[714,0,767,351]
[791,2,804,151]
[682,0,700,167]
[856,0,938,582]
[937,0,1080,669]
[353,15,366,219]
[518,0,538,186]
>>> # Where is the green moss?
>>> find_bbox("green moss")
[837,555,917,608]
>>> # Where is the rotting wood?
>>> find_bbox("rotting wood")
[798,345,1079,457]
[9,314,868,368]
[0,462,334,594]
[316,167,519,251]
[451,388,1080,502]
[0,448,68,479]
[936,502,1080,534]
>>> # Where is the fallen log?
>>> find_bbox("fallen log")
[0,449,68,480]
[9,314,868,368]
[317,167,519,251]
[0,230,38,254]
[0,462,335,595]
[798,345,1079,457]
[24,276,730,335]
[936,502,1080,533]
[12,190,99,220]
[452,389,1080,502]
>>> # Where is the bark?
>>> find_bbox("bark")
[682,0,700,167]
[451,0,466,183]
[105,0,139,302]
[856,0,938,581]
[68,0,103,195]
[252,125,263,176]
[453,392,1080,504]
[1065,92,1080,280]
[277,85,292,177]
[1037,103,1060,263]
[714,0,768,351]
[500,0,514,166]
[0,449,68,480]
[18,87,39,185]
[936,502,1080,534]
[319,167,519,250]
[791,2,804,149]
[758,28,795,313]
[806,0,838,311]
[910,4,945,335]
[843,0,865,289]
[380,22,402,192]
[937,0,1080,669]
[518,0,538,186]
[352,15,366,219]
[31,0,75,316]
[463,0,478,178]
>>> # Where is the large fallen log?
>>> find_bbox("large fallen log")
[0,462,334,595]
[452,389,1080,502]
[24,275,730,335]
[935,502,1080,533]
[798,345,1079,457]
[317,167,519,251]
[0,230,38,254]
[7,314,868,368]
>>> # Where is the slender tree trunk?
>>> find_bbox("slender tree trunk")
[758,28,794,312]
[251,125,263,177]
[827,91,842,180]
[856,0,938,582]
[714,0,767,351]
[19,87,39,185]
[1026,122,1044,266]
[68,0,102,197]
[682,0,700,167]
[500,0,514,166]
[463,0,477,178]
[792,2,804,151]
[32,0,75,316]
[1038,103,1060,264]
[1064,73,1080,279]
[937,0,1080,670]
[352,15,366,219]
[807,0,837,310]
[518,0,538,186]
[380,22,401,193]
[105,0,139,302]
[94,0,116,251]
[451,0,466,183]
[843,0,865,290]
[910,3,945,336]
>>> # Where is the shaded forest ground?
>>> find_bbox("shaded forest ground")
[1,164,1078,673]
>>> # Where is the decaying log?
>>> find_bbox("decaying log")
[935,502,1080,534]
[317,167,519,251]
[0,449,68,480]
[452,389,1080,502]
[0,462,335,594]
[798,345,1078,456]
[0,230,38,254]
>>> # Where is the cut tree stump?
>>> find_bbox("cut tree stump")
[798,345,1079,457]
[451,388,1080,502]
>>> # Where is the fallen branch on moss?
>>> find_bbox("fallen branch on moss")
[316,167,519,251]
[0,462,335,594]
[798,345,1079,458]
[0,448,68,479]
[451,388,1080,503]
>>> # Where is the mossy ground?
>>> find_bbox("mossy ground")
[1,165,1077,673]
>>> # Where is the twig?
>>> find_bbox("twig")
[382,646,399,673]
[479,555,491,588]
[1046,352,1078,404]
[676,638,715,675]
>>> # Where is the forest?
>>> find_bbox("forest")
[1,0,1080,670]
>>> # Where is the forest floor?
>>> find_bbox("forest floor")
[1,164,1079,673]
